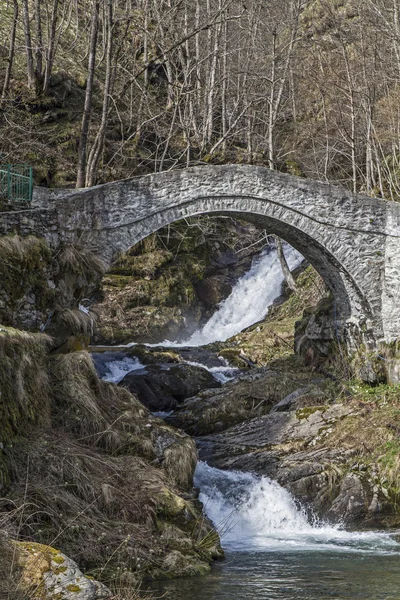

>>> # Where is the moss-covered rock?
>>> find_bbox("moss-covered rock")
[0,235,105,346]
[15,541,112,599]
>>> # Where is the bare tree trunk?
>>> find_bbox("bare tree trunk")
[221,10,228,157]
[2,0,19,99]
[22,0,36,89]
[268,28,277,170]
[274,235,297,292]
[43,0,60,93]
[34,0,44,85]
[86,0,114,187]
[86,0,115,186]
[342,42,358,193]
[205,7,222,144]
[76,0,100,188]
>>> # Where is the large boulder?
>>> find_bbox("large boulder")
[16,542,111,600]
[168,368,326,435]
[121,363,220,412]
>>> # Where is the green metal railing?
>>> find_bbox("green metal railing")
[0,163,33,204]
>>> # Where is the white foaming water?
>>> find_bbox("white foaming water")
[164,245,303,347]
[184,360,239,384]
[101,356,144,383]
[195,462,400,554]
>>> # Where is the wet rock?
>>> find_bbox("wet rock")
[120,370,178,411]
[121,363,220,412]
[156,550,211,578]
[169,370,324,436]
[195,275,232,307]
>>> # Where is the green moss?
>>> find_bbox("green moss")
[53,566,68,574]
[111,249,173,277]
[66,584,81,592]
[52,554,65,565]
[285,159,304,177]
[296,406,327,420]
[157,489,188,518]
[0,236,53,314]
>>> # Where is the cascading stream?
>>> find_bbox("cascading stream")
[94,243,400,600]
[93,243,400,600]
[195,462,400,554]
[166,245,303,346]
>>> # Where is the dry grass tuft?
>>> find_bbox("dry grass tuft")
[320,383,400,505]
[55,308,98,335]
[4,430,201,587]
[57,244,106,277]
[0,235,48,263]
[0,328,52,446]
[163,437,197,490]
[49,351,153,456]
[0,532,26,600]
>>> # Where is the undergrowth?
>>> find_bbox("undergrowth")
[0,341,218,594]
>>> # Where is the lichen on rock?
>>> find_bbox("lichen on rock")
[16,541,112,600]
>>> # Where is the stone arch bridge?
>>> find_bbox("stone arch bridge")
[1,165,400,344]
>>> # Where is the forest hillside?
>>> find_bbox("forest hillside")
[1,0,400,198]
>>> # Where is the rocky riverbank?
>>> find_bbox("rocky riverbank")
[3,226,400,599]
[170,360,400,528]
[0,327,223,599]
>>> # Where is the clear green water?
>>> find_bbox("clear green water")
[147,550,400,600]
[146,463,400,600]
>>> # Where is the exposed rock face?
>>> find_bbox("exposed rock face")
[168,367,327,436]
[121,363,220,412]
[172,364,400,528]
[294,295,335,366]
[93,217,261,344]
[16,542,112,600]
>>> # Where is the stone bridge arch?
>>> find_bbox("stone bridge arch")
[1,165,399,344]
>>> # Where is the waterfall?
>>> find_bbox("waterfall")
[195,462,399,554]
[171,245,303,346]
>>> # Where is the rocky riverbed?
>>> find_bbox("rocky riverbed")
[3,232,400,600]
